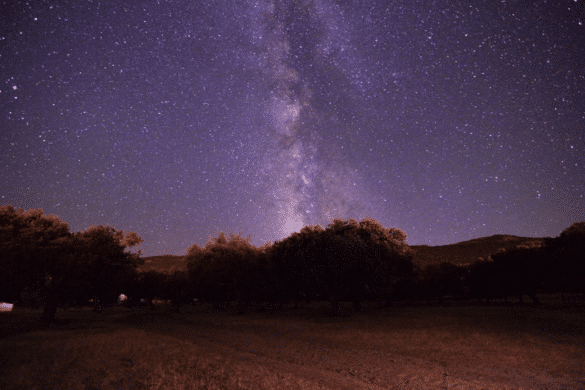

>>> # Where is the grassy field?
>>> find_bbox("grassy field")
[0,295,583,389]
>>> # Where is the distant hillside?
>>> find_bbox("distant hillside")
[411,234,550,270]
[137,255,187,274]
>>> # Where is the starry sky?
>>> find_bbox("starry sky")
[1,0,584,256]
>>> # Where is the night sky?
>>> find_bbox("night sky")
[2,0,584,257]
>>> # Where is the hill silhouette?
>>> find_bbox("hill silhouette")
[411,234,549,270]
[138,254,187,274]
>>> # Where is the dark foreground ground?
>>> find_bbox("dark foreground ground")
[0,294,583,389]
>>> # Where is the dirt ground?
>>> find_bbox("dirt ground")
[1,295,583,389]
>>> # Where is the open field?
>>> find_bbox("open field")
[1,295,584,389]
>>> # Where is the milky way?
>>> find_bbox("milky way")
[1,0,584,256]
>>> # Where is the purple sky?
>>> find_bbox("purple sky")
[1,0,584,256]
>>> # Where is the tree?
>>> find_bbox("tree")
[251,242,277,308]
[316,221,365,315]
[491,247,545,305]
[160,269,192,313]
[0,205,145,323]
[420,262,467,305]
[186,232,266,313]
[559,221,585,240]
[546,222,585,302]
[267,218,414,317]
[268,224,329,310]
[354,218,414,308]
[465,260,499,304]
[40,225,144,322]
[0,205,70,308]
[134,270,167,310]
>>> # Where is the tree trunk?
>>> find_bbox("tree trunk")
[40,294,58,325]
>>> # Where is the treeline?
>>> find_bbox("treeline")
[0,205,144,323]
[179,219,585,314]
[1,204,584,324]
[186,218,414,316]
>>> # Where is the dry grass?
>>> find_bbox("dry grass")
[0,296,583,389]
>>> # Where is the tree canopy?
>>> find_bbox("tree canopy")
[0,205,144,323]
[186,231,268,312]
[0,205,70,304]
[268,217,414,315]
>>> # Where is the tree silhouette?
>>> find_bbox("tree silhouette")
[41,225,143,321]
[490,246,546,305]
[0,206,143,323]
[420,262,467,305]
[134,270,167,310]
[158,269,191,313]
[186,231,266,313]
[245,241,275,310]
[547,222,585,302]
[269,223,354,313]
[351,218,414,310]
[267,218,413,316]
[266,224,327,308]
[465,260,499,304]
[318,221,365,315]
[0,205,70,309]
[559,221,585,239]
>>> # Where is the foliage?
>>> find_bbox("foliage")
[465,260,499,303]
[490,246,546,304]
[132,270,167,309]
[559,221,585,241]
[419,262,467,304]
[186,232,268,312]
[546,222,585,296]
[267,217,414,315]
[0,205,144,322]
[267,224,327,304]
[160,269,192,312]
[42,225,144,318]
[0,205,70,304]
